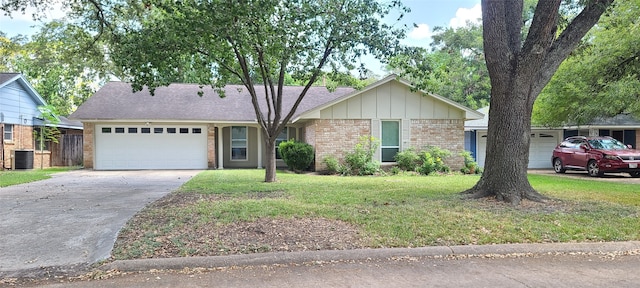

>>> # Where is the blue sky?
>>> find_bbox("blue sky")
[0,0,482,75]
[1,1,481,39]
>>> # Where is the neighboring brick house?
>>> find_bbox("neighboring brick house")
[1,73,83,169]
[1,73,46,169]
[70,75,483,171]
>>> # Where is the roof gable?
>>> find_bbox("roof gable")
[0,73,47,107]
[0,73,51,126]
[294,74,484,121]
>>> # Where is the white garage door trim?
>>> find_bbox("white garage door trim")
[477,130,560,169]
[95,124,208,170]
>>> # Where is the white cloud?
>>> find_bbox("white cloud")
[449,3,482,29]
[408,23,432,40]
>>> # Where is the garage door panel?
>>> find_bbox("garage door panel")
[95,124,207,170]
[477,131,558,169]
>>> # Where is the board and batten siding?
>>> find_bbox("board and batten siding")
[318,81,464,120]
[0,81,42,126]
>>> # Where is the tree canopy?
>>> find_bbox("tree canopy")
[388,22,490,109]
[533,0,640,127]
[1,21,110,115]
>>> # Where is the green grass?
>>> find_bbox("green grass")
[116,170,640,258]
[0,167,76,187]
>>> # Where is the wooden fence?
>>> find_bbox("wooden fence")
[51,134,83,167]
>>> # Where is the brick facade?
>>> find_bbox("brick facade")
[207,124,216,169]
[410,119,465,169]
[2,124,35,169]
[305,118,465,172]
[306,119,372,171]
[33,151,51,169]
[83,123,94,169]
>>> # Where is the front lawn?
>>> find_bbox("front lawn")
[113,170,640,259]
[0,167,75,187]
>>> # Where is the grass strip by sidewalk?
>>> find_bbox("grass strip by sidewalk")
[0,167,76,187]
[113,170,640,259]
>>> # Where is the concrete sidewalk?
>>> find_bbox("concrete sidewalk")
[34,241,640,287]
[102,241,640,272]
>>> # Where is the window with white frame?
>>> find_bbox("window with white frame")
[381,121,400,162]
[275,128,288,159]
[231,126,248,160]
[3,124,13,141]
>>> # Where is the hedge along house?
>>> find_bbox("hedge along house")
[70,75,483,171]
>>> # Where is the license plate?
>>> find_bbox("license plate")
[630,163,638,169]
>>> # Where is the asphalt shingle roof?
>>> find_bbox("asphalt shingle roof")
[0,73,21,87]
[70,82,357,122]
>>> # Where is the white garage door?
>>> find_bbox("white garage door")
[527,132,559,169]
[95,124,208,170]
[477,131,559,169]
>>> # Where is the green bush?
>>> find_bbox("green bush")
[460,150,482,174]
[278,140,314,173]
[394,148,420,171]
[416,147,451,175]
[343,136,380,175]
[323,136,381,176]
[323,156,343,175]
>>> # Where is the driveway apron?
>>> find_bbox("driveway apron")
[0,170,200,278]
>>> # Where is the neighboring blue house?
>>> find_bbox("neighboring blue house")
[465,107,640,169]
[1,73,82,169]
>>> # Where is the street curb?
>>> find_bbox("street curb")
[101,241,640,272]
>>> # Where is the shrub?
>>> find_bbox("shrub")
[323,156,338,173]
[394,148,420,171]
[417,152,436,175]
[416,147,451,175]
[343,136,380,175]
[278,140,314,173]
[460,150,482,174]
[323,156,345,175]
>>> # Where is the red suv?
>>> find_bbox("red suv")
[552,136,640,178]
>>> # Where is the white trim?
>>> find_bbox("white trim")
[230,126,248,161]
[381,120,400,162]
[3,124,13,141]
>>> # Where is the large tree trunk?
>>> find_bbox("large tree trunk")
[465,0,613,205]
[264,137,277,183]
[465,76,546,204]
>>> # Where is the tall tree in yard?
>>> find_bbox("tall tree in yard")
[466,0,614,204]
[106,0,407,182]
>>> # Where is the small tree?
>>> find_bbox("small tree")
[35,105,60,169]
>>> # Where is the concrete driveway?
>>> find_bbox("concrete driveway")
[529,169,640,184]
[0,170,200,278]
